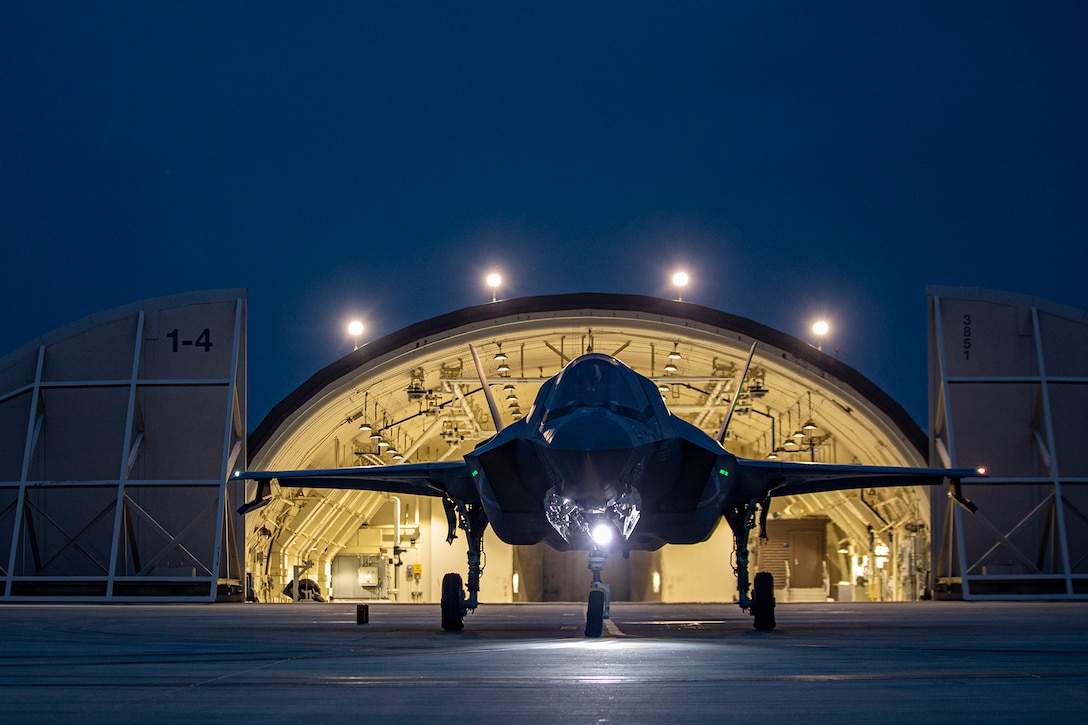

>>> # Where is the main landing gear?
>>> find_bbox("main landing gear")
[440,498,488,633]
[725,495,776,631]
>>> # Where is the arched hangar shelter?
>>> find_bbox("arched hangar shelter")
[248,293,933,605]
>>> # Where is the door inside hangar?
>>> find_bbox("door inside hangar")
[789,531,825,589]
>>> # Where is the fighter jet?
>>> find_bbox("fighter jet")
[236,345,979,636]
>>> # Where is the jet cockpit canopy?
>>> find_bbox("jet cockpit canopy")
[541,354,655,424]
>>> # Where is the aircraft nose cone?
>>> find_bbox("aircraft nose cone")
[549,411,631,451]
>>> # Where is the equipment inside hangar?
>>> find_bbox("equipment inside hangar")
[0,287,1084,604]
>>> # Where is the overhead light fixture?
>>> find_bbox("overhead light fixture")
[497,362,510,374]
[664,361,677,373]
[658,384,669,393]
[503,383,516,392]
[803,419,817,432]
[377,440,390,450]
[359,393,372,433]
[494,344,507,363]
[668,343,681,361]
[506,392,518,402]
[370,431,382,442]
[792,430,806,441]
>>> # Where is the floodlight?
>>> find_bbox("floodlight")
[672,271,689,301]
[348,320,364,350]
[486,273,502,302]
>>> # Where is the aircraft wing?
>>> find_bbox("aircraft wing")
[735,458,980,502]
[233,461,475,514]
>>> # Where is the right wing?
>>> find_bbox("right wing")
[734,457,981,510]
[233,461,477,514]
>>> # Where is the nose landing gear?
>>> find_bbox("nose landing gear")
[585,549,611,638]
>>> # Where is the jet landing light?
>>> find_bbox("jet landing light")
[591,523,615,547]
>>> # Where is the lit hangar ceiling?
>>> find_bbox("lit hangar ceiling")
[246,293,933,568]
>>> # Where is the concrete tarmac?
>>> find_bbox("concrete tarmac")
[1,600,1086,723]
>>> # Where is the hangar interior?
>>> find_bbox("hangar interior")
[247,294,934,606]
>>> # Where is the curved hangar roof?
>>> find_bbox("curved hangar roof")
[249,294,931,540]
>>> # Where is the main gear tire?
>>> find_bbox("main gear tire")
[441,572,465,632]
[752,571,776,631]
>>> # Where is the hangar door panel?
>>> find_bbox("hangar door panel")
[41,317,139,382]
[929,287,1088,599]
[0,290,247,601]
[1038,311,1088,377]
[936,299,1036,378]
[1048,384,1088,476]
[0,393,30,481]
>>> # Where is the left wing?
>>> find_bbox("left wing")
[735,458,981,509]
[233,461,476,515]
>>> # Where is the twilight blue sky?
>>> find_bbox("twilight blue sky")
[2,2,1087,429]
